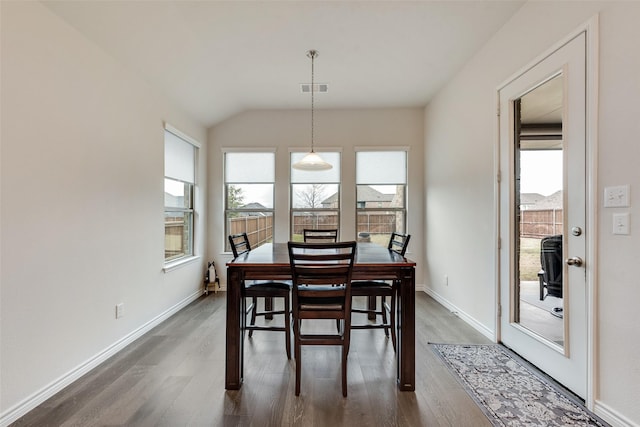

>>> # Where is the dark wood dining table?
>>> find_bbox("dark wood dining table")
[225,242,416,391]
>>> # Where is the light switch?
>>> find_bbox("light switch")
[613,213,630,235]
[604,185,630,207]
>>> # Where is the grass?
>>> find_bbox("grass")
[519,237,542,281]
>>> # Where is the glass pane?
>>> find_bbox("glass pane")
[356,151,407,184]
[356,185,405,208]
[226,184,274,209]
[165,130,195,183]
[515,74,565,347]
[291,184,338,209]
[225,152,275,182]
[291,211,339,241]
[225,212,273,251]
[291,152,340,183]
[165,179,192,209]
[357,210,406,246]
[165,211,193,261]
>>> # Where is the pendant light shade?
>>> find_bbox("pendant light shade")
[292,50,332,171]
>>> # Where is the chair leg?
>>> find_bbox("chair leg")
[389,291,397,352]
[342,331,350,397]
[381,296,389,337]
[294,319,301,396]
[284,296,291,360]
[248,296,258,337]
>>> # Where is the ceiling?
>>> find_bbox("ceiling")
[43,1,525,128]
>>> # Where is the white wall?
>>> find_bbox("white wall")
[0,2,207,422]
[424,1,640,425]
[207,109,425,287]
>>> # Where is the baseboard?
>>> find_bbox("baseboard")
[0,290,202,427]
[594,400,639,427]
[423,287,496,342]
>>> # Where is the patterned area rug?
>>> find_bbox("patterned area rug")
[431,344,609,426]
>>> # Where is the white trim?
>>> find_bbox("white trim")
[495,15,599,411]
[423,288,496,342]
[221,146,277,153]
[287,146,343,153]
[353,146,410,152]
[164,122,201,148]
[593,400,638,427]
[0,291,202,427]
[583,14,599,411]
[163,255,201,273]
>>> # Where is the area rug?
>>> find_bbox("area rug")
[430,344,609,426]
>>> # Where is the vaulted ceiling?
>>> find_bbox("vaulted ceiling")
[44,1,525,127]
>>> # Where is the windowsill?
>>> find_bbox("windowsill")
[163,255,201,273]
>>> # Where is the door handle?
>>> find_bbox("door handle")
[566,256,583,267]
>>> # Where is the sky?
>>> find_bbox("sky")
[519,150,563,196]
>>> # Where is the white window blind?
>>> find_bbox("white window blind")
[225,152,275,182]
[165,130,195,183]
[356,151,406,184]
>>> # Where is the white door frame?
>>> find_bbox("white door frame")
[494,15,599,409]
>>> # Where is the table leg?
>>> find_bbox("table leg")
[225,267,243,389]
[397,267,415,391]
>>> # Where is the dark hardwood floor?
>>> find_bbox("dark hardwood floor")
[12,292,493,426]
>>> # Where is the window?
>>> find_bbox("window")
[356,150,407,246]
[225,151,275,251]
[164,126,198,263]
[290,152,341,241]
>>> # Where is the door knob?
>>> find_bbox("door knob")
[566,256,583,267]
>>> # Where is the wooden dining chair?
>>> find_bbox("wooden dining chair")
[350,232,411,352]
[303,228,338,243]
[229,233,292,359]
[288,241,357,397]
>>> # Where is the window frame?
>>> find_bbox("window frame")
[223,150,276,252]
[289,151,341,241]
[163,123,200,269]
[355,149,408,245]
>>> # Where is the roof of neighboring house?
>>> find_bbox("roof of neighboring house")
[322,185,394,205]
[520,193,545,206]
[357,186,395,203]
[241,202,268,210]
[532,190,562,209]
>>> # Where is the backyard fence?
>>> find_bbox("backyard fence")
[228,215,274,248]
[520,209,563,238]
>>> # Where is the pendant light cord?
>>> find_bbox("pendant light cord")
[307,50,318,153]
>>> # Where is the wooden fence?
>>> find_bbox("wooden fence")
[357,213,397,235]
[228,215,274,248]
[520,209,563,238]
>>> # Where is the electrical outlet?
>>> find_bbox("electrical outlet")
[613,213,630,235]
[115,303,124,319]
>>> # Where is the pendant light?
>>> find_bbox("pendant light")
[292,50,332,171]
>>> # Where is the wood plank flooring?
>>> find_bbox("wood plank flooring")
[12,293,493,426]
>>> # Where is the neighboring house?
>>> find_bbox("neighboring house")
[238,202,270,216]
[520,192,545,210]
[164,192,184,208]
[322,185,396,209]
[520,191,562,210]
[531,190,562,210]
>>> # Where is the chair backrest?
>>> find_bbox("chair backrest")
[303,229,338,243]
[288,241,357,289]
[388,232,411,256]
[228,233,251,258]
[540,234,562,287]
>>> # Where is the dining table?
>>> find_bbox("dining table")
[225,242,416,391]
